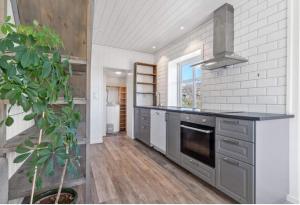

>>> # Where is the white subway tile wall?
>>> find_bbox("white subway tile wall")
[155,0,287,113]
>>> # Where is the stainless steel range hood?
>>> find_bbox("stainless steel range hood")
[194,3,248,70]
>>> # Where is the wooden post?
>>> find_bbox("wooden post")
[85,0,94,202]
[0,1,9,203]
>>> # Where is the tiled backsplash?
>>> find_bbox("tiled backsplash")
[155,0,287,114]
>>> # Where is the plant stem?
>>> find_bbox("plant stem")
[55,146,69,204]
[30,112,45,204]
[55,159,68,204]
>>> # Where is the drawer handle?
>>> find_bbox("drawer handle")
[181,125,213,134]
[189,159,199,166]
[223,157,240,166]
[223,120,239,125]
[222,139,240,145]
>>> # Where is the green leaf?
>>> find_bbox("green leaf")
[45,157,54,176]
[13,152,30,163]
[21,51,31,68]
[0,120,4,126]
[5,116,14,126]
[38,148,51,157]
[5,16,11,22]
[24,139,34,148]
[37,155,50,164]
[37,118,47,129]
[16,145,30,154]
[42,61,52,78]
[44,126,56,136]
[20,94,31,112]
[24,113,36,121]
[35,176,42,190]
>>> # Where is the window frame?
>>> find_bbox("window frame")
[178,56,201,108]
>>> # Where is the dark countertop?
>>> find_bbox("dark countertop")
[135,106,294,121]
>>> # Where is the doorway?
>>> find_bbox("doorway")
[104,68,129,136]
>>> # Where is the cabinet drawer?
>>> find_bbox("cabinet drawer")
[216,135,254,165]
[216,118,254,142]
[181,114,215,127]
[139,127,150,146]
[181,154,215,186]
[216,153,254,204]
[140,108,150,116]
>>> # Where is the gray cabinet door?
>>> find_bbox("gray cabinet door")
[216,153,254,204]
[135,108,151,146]
[216,118,255,142]
[134,108,141,140]
[166,112,181,164]
[181,154,216,186]
[140,124,151,146]
[216,135,255,165]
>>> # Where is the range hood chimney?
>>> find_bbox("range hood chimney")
[194,3,248,70]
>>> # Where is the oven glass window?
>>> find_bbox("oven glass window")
[181,121,215,167]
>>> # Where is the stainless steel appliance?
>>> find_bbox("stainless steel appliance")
[181,121,215,167]
[192,3,248,70]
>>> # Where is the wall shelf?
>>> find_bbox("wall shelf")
[136,82,156,85]
[52,97,87,105]
[134,63,157,106]
[136,72,156,77]
[0,123,87,155]
[136,92,155,94]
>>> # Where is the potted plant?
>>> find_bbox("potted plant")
[0,17,81,204]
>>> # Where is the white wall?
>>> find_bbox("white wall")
[287,0,300,203]
[155,0,288,114]
[90,45,154,143]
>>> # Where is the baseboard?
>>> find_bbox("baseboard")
[287,194,300,204]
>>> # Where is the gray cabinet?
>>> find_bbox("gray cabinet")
[134,108,151,146]
[166,112,181,164]
[216,117,255,203]
[216,135,255,165]
[216,118,254,142]
[216,153,254,204]
[181,154,215,186]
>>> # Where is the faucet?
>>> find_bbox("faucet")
[156,92,162,107]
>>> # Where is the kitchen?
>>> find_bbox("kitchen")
[90,0,299,204]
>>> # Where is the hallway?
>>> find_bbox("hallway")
[89,134,235,203]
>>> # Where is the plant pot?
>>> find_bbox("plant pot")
[32,188,78,204]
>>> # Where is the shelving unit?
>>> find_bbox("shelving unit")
[0,0,93,203]
[119,87,127,131]
[134,62,157,106]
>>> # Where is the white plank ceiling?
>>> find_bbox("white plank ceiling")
[93,0,234,54]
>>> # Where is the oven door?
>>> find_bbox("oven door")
[180,121,215,167]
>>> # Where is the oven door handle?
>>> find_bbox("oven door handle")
[180,125,213,134]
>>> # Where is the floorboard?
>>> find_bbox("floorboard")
[89,133,236,204]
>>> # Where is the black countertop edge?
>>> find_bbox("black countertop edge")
[135,106,294,121]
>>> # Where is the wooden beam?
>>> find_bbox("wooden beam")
[10,0,20,25]
[0,158,8,203]
[85,0,94,202]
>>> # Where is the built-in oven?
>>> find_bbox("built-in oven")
[180,121,215,167]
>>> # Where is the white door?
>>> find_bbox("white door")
[150,110,166,153]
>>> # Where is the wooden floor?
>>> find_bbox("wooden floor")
[89,133,235,204]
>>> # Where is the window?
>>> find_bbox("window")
[178,57,202,108]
